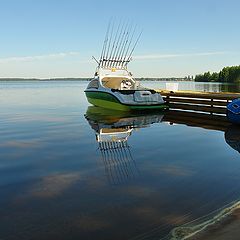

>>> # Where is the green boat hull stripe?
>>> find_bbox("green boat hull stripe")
[85,91,168,107]
[85,91,168,111]
[85,91,120,103]
[87,97,129,111]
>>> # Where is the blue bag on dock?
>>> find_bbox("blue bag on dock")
[227,98,240,124]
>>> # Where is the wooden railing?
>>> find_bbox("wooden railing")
[157,90,240,115]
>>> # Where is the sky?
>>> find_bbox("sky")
[0,0,239,78]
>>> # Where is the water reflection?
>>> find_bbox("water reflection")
[163,110,240,153]
[85,107,239,186]
[84,107,240,239]
[162,110,230,132]
[84,106,164,185]
[225,124,240,153]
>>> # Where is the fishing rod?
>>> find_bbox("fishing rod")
[108,21,121,68]
[122,24,137,68]
[102,24,111,67]
[99,20,111,67]
[114,21,129,68]
[125,30,142,67]
[117,23,131,67]
[119,24,133,67]
[104,21,114,68]
[116,22,130,67]
[111,22,125,68]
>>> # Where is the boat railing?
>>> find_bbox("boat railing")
[158,90,240,115]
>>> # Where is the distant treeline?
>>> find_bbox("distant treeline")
[195,65,240,83]
[0,77,194,81]
[136,76,193,81]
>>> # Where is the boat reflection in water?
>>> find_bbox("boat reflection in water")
[225,124,240,153]
[85,107,239,186]
[84,107,240,239]
[84,106,164,185]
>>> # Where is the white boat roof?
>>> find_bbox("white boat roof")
[97,67,133,79]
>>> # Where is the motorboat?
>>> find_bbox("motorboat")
[84,23,168,111]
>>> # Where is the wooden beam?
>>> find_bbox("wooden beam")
[154,90,240,115]
[168,103,226,114]
[163,97,228,106]
[158,90,240,100]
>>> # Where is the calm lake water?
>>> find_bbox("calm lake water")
[0,80,240,240]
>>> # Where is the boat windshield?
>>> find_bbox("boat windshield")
[102,77,135,90]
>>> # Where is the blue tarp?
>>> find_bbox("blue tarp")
[227,98,240,114]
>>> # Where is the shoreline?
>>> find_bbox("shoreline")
[169,200,240,240]
[189,208,240,240]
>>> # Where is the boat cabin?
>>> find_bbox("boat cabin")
[87,67,140,91]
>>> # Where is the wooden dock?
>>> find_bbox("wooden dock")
[158,90,240,115]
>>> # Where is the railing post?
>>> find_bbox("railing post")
[166,95,170,104]
[210,98,214,115]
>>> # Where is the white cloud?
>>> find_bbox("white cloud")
[0,52,80,63]
[134,51,229,60]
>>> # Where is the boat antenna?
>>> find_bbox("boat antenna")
[92,56,99,65]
